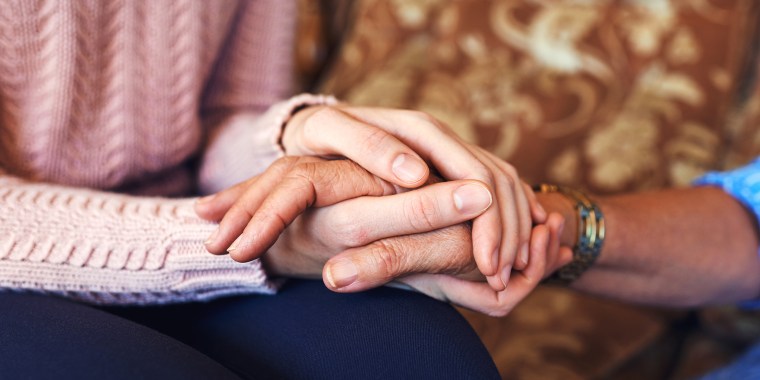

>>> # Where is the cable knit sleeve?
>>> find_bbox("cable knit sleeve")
[0,174,275,305]
[0,0,331,304]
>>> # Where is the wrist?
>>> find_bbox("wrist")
[276,94,339,156]
[537,192,577,247]
[535,184,606,284]
[281,106,310,155]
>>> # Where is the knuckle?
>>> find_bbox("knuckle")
[288,161,336,192]
[328,210,369,247]
[343,224,370,247]
[271,156,296,169]
[501,173,516,189]
[368,240,404,277]
[437,225,474,269]
[360,127,396,157]
[227,202,253,220]
[290,162,319,181]
[471,167,494,186]
[404,193,440,231]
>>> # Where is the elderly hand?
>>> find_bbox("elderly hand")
[280,105,546,290]
[396,213,571,316]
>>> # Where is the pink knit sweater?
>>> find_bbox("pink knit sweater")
[0,1,334,304]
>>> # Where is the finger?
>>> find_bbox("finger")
[202,157,309,255]
[547,215,562,263]
[341,108,505,278]
[512,180,532,271]
[297,107,430,188]
[338,107,478,179]
[401,225,550,317]
[471,199,506,290]
[322,225,476,292]
[194,177,256,222]
[492,157,531,273]
[523,182,547,223]
[226,160,397,262]
[468,147,529,288]
[544,213,574,276]
[315,180,492,248]
[473,151,517,290]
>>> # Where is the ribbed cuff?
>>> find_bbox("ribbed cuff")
[268,93,339,157]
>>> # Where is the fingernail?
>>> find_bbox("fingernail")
[325,259,358,288]
[500,266,511,289]
[520,243,529,266]
[204,229,219,245]
[197,195,215,204]
[392,154,427,184]
[453,183,492,214]
[227,236,242,252]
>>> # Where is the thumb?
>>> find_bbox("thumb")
[322,225,476,292]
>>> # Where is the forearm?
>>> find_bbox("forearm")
[538,186,760,307]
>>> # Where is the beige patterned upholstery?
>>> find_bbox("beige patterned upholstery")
[297,0,760,378]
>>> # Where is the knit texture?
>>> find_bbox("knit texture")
[0,0,334,304]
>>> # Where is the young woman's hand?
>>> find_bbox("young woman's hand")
[280,105,547,290]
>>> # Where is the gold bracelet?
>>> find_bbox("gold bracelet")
[534,184,605,284]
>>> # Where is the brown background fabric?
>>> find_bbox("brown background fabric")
[319,0,759,194]
[296,0,760,378]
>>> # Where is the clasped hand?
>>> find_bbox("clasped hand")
[196,105,571,316]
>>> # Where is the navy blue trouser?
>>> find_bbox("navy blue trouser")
[0,280,499,379]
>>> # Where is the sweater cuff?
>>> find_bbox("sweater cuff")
[0,182,277,305]
[198,94,338,195]
[267,93,339,157]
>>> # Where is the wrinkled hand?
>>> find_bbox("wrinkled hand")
[281,105,546,290]
[265,211,481,286]
[397,213,572,316]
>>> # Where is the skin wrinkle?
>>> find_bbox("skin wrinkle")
[403,190,440,232]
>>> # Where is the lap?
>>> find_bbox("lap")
[107,279,499,380]
[0,292,240,380]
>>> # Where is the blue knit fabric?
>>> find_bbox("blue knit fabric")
[696,342,760,380]
[694,157,760,309]
[694,157,760,231]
